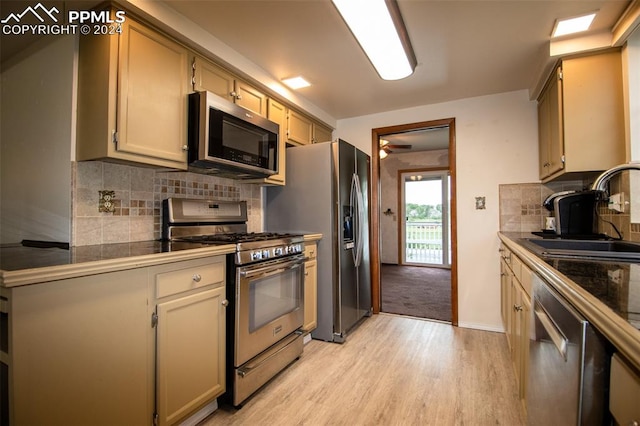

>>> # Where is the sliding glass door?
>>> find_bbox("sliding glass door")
[400,170,451,267]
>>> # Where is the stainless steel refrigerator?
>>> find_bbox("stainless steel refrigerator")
[266,139,371,343]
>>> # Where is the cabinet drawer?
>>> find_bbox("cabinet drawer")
[519,263,532,298]
[510,255,522,282]
[153,258,225,299]
[304,244,317,260]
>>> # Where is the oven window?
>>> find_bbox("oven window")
[249,266,301,332]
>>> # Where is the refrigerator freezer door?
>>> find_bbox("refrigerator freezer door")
[334,140,359,341]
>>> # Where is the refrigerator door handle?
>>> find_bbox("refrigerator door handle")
[352,173,364,267]
[350,173,358,265]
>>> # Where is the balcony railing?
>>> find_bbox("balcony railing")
[405,221,443,264]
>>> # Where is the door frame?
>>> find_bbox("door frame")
[370,118,458,326]
[398,167,451,267]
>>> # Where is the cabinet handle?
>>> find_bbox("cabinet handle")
[192,274,202,282]
[182,145,188,151]
[309,251,315,257]
[230,91,237,98]
[513,305,523,312]
[221,299,229,307]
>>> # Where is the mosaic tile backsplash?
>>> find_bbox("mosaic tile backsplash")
[72,161,263,246]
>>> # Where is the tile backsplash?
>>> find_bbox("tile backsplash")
[72,161,263,246]
[499,173,640,242]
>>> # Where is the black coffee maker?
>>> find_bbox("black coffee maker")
[543,190,599,237]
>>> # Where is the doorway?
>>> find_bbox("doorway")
[400,169,451,267]
[370,118,457,325]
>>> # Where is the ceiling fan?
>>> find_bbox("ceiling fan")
[380,139,412,157]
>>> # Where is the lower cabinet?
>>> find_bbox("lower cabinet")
[303,243,318,332]
[499,245,531,405]
[8,268,152,425]
[4,254,227,426]
[610,353,640,425]
[150,256,227,426]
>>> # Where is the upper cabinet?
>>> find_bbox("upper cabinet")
[313,122,334,144]
[537,49,625,182]
[288,109,333,146]
[193,57,267,117]
[77,15,190,169]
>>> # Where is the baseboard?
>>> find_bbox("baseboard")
[457,322,505,333]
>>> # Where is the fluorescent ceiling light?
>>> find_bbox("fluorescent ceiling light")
[552,12,597,38]
[332,0,417,80]
[282,76,311,89]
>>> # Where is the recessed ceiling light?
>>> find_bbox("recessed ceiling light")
[282,76,311,89]
[552,12,597,38]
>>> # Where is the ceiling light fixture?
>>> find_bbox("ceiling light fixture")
[331,0,417,80]
[282,76,311,89]
[552,12,597,38]
[379,149,388,159]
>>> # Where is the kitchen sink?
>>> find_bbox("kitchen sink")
[519,238,640,262]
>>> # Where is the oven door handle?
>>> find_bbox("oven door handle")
[239,257,304,280]
[534,299,568,360]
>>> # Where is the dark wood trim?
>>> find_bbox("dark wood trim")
[371,118,458,326]
[396,167,449,266]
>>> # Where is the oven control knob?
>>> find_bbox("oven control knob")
[251,251,262,260]
[262,250,270,259]
[274,247,284,256]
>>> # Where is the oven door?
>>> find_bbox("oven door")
[235,255,304,366]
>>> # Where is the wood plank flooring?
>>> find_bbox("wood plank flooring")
[201,314,525,425]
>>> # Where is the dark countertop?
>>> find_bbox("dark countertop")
[499,232,640,370]
[0,240,236,288]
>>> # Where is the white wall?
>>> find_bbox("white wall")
[1,36,76,244]
[337,90,539,331]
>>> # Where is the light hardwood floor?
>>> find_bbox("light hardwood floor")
[202,314,525,425]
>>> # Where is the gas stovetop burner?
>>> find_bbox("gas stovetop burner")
[180,232,302,244]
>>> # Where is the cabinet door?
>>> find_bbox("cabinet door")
[303,258,318,332]
[235,80,267,117]
[266,99,287,184]
[519,291,531,401]
[537,89,551,179]
[500,259,511,330]
[547,66,564,176]
[118,19,189,164]
[156,287,226,426]
[11,269,151,425]
[537,66,564,179]
[313,123,333,144]
[288,110,313,145]
[192,57,235,101]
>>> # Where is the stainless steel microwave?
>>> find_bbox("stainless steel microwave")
[188,91,279,178]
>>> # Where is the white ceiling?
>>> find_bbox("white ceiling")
[0,0,632,152]
[160,0,632,120]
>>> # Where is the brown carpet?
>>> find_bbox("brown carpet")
[381,264,452,322]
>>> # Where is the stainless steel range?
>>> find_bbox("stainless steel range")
[163,198,305,407]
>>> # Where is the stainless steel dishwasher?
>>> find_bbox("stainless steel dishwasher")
[527,274,609,425]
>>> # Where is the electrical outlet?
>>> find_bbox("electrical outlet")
[99,190,116,213]
[608,193,625,213]
[608,268,622,284]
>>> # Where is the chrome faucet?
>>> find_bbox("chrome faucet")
[591,162,640,197]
